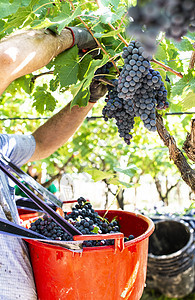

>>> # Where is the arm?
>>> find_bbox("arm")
[0,29,73,95]
[30,79,108,161]
[0,28,106,162]
[30,101,94,161]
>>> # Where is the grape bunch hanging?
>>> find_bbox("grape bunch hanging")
[127,0,195,52]
[102,40,169,145]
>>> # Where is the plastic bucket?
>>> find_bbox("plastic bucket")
[26,210,154,300]
[147,219,195,298]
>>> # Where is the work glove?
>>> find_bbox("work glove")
[48,25,99,56]
[89,79,108,103]
[66,27,97,50]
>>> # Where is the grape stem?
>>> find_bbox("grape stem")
[96,78,115,86]
[151,58,183,78]
[103,186,122,218]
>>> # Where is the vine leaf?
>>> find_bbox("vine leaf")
[171,77,188,97]
[47,4,81,34]
[32,84,57,114]
[0,0,21,18]
[172,38,195,52]
[71,81,90,107]
[182,92,195,110]
[155,45,168,61]
[94,28,124,38]
[78,55,93,81]
[84,168,114,181]
[53,46,79,89]
[100,0,120,10]
[114,166,140,177]
[3,0,39,31]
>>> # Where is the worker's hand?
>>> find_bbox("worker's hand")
[66,27,100,58]
[89,79,108,103]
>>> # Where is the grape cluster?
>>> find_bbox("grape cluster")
[127,0,195,52]
[30,214,73,241]
[29,196,134,247]
[102,79,135,145]
[102,41,169,144]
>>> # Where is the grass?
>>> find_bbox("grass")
[141,288,195,300]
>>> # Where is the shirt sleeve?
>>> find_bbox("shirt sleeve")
[0,134,36,167]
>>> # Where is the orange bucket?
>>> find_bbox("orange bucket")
[26,210,154,300]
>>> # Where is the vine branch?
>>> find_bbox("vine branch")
[183,117,195,162]
[189,42,195,69]
[151,58,183,78]
[156,112,195,193]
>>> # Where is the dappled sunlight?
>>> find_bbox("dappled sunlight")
[4,47,18,62]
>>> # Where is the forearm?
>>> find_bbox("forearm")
[0,29,73,95]
[30,101,94,161]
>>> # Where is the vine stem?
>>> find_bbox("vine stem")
[151,58,183,78]
[189,42,195,69]
[66,0,120,74]
[103,186,122,218]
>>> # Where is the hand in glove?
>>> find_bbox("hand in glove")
[48,26,99,56]
[89,79,108,103]
[66,27,97,51]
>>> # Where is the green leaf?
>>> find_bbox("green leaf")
[172,38,194,52]
[91,225,99,234]
[32,84,57,114]
[118,180,134,188]
[98,0,120,10]
[94,28,124,38]
[3,0,39,31]
[108,177,120,185]
[14,75,32,94]
[71,82,90,107]
[98,0,110,7]
[182,92,195,110]
[99,6,125,24]
[0,0,21,18]
[84,167,114,181]
[171,77,188,97]
[32,18,53,29]
[114,165,139,177]
[110,0,120,10]
[49,78,59,92]
[78,55,93,81]
[58,64,79,88]
[155,45,168,61]
[48,4,81,34]
[164,81,171,99]
[53,46,79,88]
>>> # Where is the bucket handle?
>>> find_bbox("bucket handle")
[73,232,125,252]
